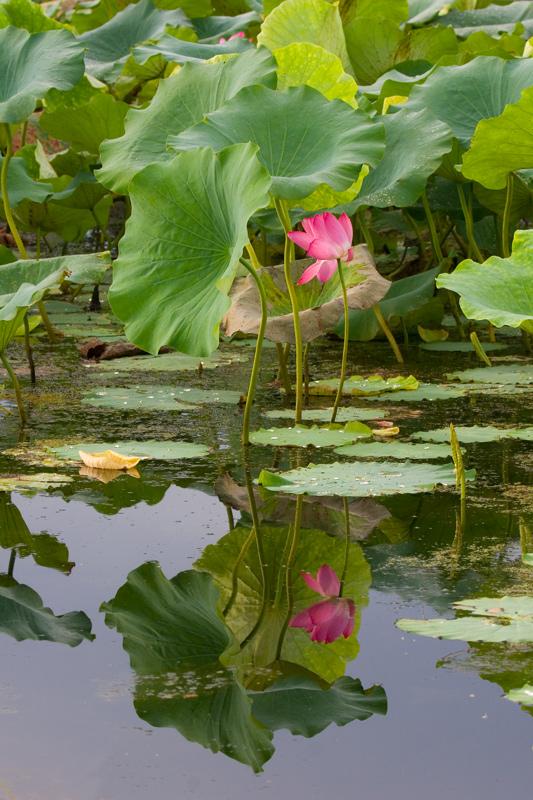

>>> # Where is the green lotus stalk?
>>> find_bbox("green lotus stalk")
[1,124,28,259]
[239,243,268,446]
[275,494,303,658]
[273,197,304,424]
[339,497,351,596]
[275,342,292,395]
[457,184,483,262]
[372,303,404,364]
[501,174,514,258]
[0,350,26,425]
[421,192,444,264]
[330,260,350,423]
[23,315,36,385]
[239,465,269,648]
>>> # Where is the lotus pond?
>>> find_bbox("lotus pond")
[1,0,533,798]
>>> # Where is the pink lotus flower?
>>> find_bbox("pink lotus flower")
[218,31,245,44]
[288,212,354,285]
[289,564,356,644]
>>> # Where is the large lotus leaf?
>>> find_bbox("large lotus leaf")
[195,523,370,682]
[274,42,358,106]
[132,33,253,65]
[0,155,53,207]
[0,267,68,350]
[360,64,434,102]
[258,0,352,74]
[17,532,73,574]
[397,595,533,643]
[408,56,533,147]
[342,0,408,26]
[192,11,260,42]
[0,575,93,645]
[0,0,65,31]
[50,440,209,461]
[223,251,390,344]
[307,374,419,397]
[462,86,533,190]
[168,85,384,201]
[436,231,533,332]
[82,385,240,411]
[440,1,533,37]
[257,460,472,497]
[349,108,452,209]
[343,17,403,86]
[96,351,247,372]
[0,27,84,123]
[251,675,387,737]
[40,93,128,155]
[263,407,390,422]
[249,422,372,448]
[109,144,271,356]
[102,563,273,771]
[0,253,111,301]
[340,268,441,342]
[446,365,532,385]
[335,440,453,460]
[413,425,533,444]
[102,564,233,674]
[97,48,276,193]
[71,0,210,33]
[77,0,191,82]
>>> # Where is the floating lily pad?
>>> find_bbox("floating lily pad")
[49,440,209,461]
[97,351,247,373]
[335,441,453,460]
[81,385,241,411]
[419,341,510,352]
[257,461,471,497]
[414,425,533,443]
[249,423,372,448]
[306,374,419,397]
[446,365,533,385]
[263,407,390,422]
[397,596,533,643]
[0,473,73,493]
[506,685,533,707]
[361,382,477,402]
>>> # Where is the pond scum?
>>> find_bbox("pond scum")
[0,0,533,796]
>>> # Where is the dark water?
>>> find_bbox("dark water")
[0,312,532,800]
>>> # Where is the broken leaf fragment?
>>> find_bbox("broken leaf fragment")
[79,450,143,470]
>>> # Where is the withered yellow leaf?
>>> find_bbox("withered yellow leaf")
[371,426,400,438]
[79,465,141,482]
[79,450,142,470]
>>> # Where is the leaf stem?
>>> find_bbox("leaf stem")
[457,184,483,261]
[274,197,303,424]
[330,259,350,423]
[0,349,26,424]
[339,497,351,596]
[23,315,36,385]
[276,494,303,659]
[372,303,404,364]
[275,342,292,395]
[239,244,267,446]
[1,123,27,258]
[421,192,443,263]
[501,174,513,258]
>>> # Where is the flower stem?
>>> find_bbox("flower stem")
[0,349,26,425]
[457,183,483,262]
[1,123,27,258]
[239,465,269,648]
[501,174,513,258]
[339,497,351,596]
[276,494,303,658]
[372,303,404,364]
[330,259,350,423]
[275,342,292,395]
[273,197,303,424]
[239,244,267,446]
[421,192,443,264]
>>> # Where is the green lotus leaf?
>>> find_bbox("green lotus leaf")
[408,56,533,147]
[109,143,270,356]
[168,85,384,201]
[397,595,533,643]
[0,266,68,351]
[339,268,441,342]
[506,684,533,707]
[440,1,533,38]
[0,245,15,265]
[97,48,276,193]
[413,425,533,444]
[0,27,84,123]
[349,109,452,209]
[0,575,93,645]
[49,440,209,461]
[263,407,390,422]
[0,493,33,549]
[446,365,533,385]
[360,64,434,101]
[132,33,253,66]
[274,42,358,106]
[249,422,373,448]
[335,441,454,460]
[307,374,419,397]
[81,385,241,411]
[96,350,247,372]
[195,523,371,682]
[0,0,64,31]
[462,86,533,189]
[436,231,533,332]
[343,0,408,25]
[71,0,210,34]
[0,253,112,303]
[343,17,403,86]
[40,93,128,155]
[257,460,472,497]
[102,564,273,772]
[258,0,352,74]
[77,0,191,82]
[193,11,260,42]
[0,155,53,207]
[408,0,448,24]
[17,532,74,574]
[251,675,387,737]
[360,382,473,402]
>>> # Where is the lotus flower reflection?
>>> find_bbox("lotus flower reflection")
[290,564,356,644]
[288,212,354,285]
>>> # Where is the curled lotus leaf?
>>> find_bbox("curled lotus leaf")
[223,248,390,344]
